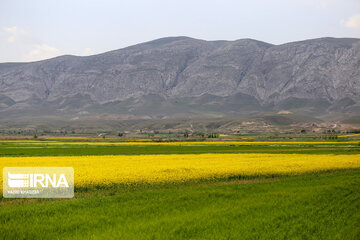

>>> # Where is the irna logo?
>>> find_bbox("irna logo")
[8,172,69,188]
[3,167,74,198]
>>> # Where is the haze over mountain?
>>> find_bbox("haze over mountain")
[0,36,359,120]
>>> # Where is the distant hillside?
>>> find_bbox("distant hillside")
[0,36,359,120]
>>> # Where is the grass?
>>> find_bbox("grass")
[0,142,359,157]
[1,139,359,239]
[0,170,359,239]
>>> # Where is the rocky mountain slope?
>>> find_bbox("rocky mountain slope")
[0,36,359,119]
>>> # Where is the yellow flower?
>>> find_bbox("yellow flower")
[338,134,360,138]
[0,153,358,191]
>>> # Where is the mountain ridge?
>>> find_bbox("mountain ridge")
[0,36,359,119]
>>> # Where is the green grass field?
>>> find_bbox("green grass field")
[0,142,359,157]
[1,139,359,239]
[1,170,359,240]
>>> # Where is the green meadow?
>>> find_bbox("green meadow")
[1,170,359,240]
[0,142,359,157]
[0,139,359,239]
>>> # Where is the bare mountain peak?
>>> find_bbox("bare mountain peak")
[0,37,359,118]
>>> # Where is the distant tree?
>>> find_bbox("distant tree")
[118,132,124,137]
[207,133,219,138]
[194,132,205,138]
[300,129,306,134]
[33,134,38,139]
[184,131,189,138]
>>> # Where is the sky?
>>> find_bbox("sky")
[0,0,359,63]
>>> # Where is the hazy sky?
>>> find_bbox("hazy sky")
[1,0,359,62]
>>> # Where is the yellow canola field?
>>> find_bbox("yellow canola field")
[339,134,360,138]
[1,154,359,190]
[0,140,358,145]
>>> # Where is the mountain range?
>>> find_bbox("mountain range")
[0,36,359,121]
